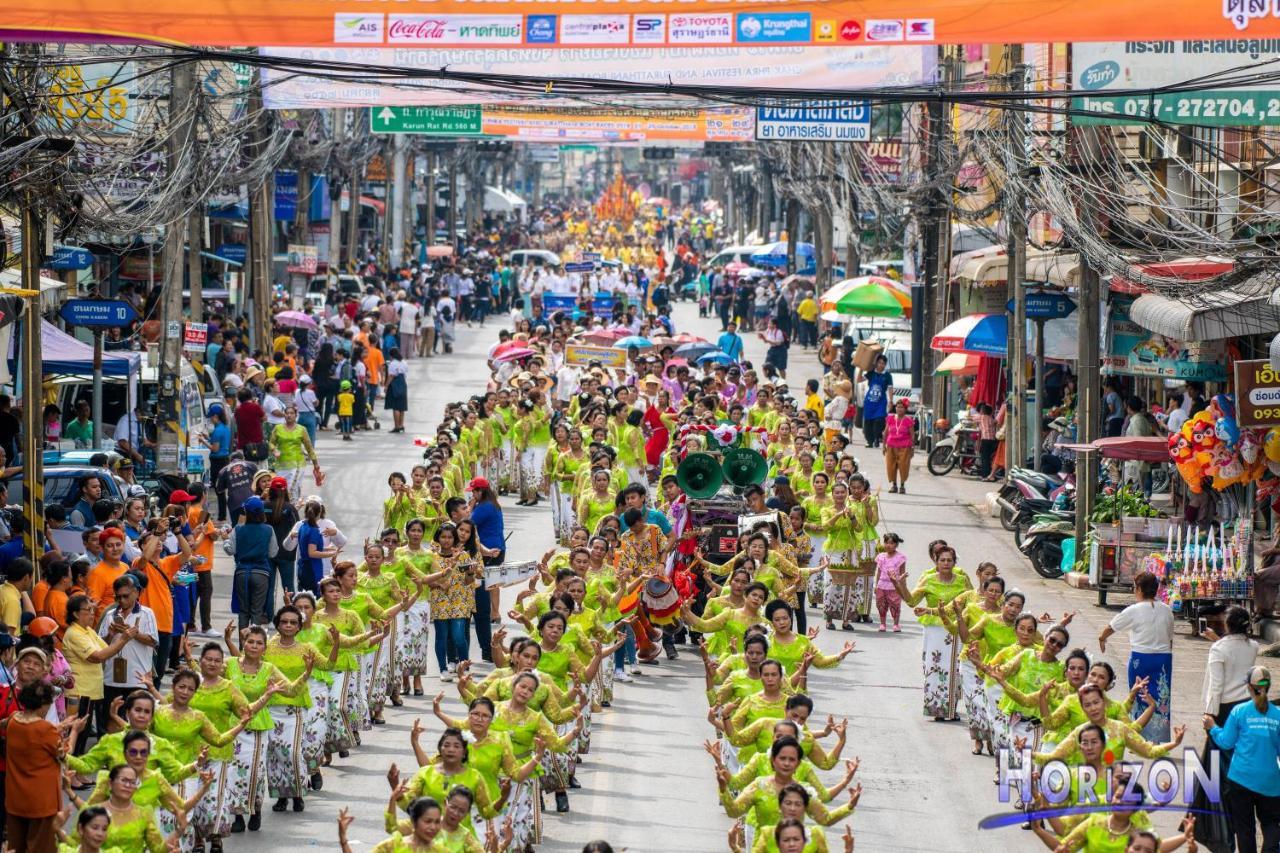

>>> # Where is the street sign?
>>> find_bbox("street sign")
[1234,359,1280,428]
[581,252,602,263]
[564,262,593,273]
[58,298,139,328]
[183,322,208,354]
[370,106,484,136]
[48,245,94,271]
[215,243,247,265]
[755,101,870,142]
[1008,291,1077,320]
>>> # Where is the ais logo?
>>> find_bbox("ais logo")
[838,19,861,40]
[334,13,384,42]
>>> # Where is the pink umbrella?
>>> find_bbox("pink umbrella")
[275,310,318,330]
[581,329,627,345]
[670,333,707,344]
[493,347,536,364]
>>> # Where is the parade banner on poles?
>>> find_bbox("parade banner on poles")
[6,0,1278,49]
[260,45,935,109]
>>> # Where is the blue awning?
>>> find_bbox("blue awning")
[207,201,249,221]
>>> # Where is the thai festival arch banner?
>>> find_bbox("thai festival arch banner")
[259,44,935,109]
[4,0,1279,49]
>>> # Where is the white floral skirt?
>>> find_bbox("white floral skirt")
[229,728,269,815]
[192,758,235,837]
[400,601,432,678]
[267,705,316,800]
[921,625,960,718]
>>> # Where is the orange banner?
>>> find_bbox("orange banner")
[6,0,1280,48]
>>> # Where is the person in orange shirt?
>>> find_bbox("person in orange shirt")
[132,517,191,680]
[85,528,131,625]
[185,482,223,633]
[34,561,72,638]
[363,343,381,389]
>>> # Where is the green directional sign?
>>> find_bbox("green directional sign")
[370,106,484,136]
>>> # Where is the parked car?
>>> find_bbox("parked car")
[5,465,127,513]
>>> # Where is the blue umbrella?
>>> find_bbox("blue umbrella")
[674,342,718,360]
[750,241,815,269]
[615,336,653,349]
[697,351,735,366]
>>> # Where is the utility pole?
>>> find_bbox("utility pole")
[1074,257,1102,553]
[247,85,273,349]
[926,50,957,412]
[914,53,946,406]
[20,200,44,560]
[187,207,203,322]
[156,58,196,475]
[347,158,362,273]
[390,133,407,269]
[425,149,437,246]
[328,109,346,286]
[1004,44,1030,474]
[448,153,458,247]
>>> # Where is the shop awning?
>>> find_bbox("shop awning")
[949,246,1077,289]
[39,319,141,378]
[1130,282,1280,341]
[950,245,1006,286]
[0,268,67,311]
[1026,251,1079,289]
[1109,257,1233,295]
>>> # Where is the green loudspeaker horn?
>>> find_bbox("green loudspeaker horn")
[722,447,768,488]
[676,452,725,499]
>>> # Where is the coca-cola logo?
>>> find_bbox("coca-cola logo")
[388,18,447,39]
[839,20,861,40]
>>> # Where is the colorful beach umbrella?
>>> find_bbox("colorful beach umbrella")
[933,352,982,376]
[930,314,1008,356]
[615,336,653,349]
[821,277,911,319]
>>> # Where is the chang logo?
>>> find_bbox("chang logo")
[1081,60,1121,90]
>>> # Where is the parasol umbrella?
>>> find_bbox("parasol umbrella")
[580,330,626,346]
[675,342,719,360]
[822,277,911,318]
[930,314,1008,356]
[696,351,735,366]
[615,336,653,349]
[426,244,453,258]
[669,333,707,344]
[933,352,982,376]
[274,310,318,330]
[493,347,537,364]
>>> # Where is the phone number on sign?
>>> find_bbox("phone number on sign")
[1074,92,1280,126]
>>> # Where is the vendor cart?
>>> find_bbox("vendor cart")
[1068,435,1256,620]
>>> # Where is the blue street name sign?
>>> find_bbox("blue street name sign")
[1008,291,1076,320]
[48,245,94,271]
[59,298,139,328]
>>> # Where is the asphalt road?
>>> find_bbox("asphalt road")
[217,299,1214,853]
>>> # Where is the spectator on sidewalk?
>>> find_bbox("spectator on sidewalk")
[3,681,66,852]
[96,575,158,720]
[1204,666,1280,853]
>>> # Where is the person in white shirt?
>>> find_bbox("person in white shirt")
[1202,605,1267,717]
[1098,569,1175,741]
[398,299,420,359]
[555,362,580,407]
[113,409,148,465]
[261,382,287,433]
[97,574,159,707]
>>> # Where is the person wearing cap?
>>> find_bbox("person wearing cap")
[133,515,193,681]
[1204,665,1280,851]
[336,380,356,440]
[226,496,278,629]
[295,374,320,445]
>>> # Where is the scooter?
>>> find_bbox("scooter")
[996,467,1064,532]
[926,419,981,476]
[1019,507,1075,579]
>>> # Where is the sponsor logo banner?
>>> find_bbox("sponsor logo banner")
[526,14,557,43]
[481,105,754,141]
[864,19,904,41]
[334,13,384,43]
[736,12,811,42]
[387,14,523,45]
[631,14,666,43]
[561,14,629,44]
[669,13,733,43]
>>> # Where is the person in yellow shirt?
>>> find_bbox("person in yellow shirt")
[796,292,819,349]
[337,380,356,441]
[0,559,33,633]
[804,379,825,418]
[272,332,293,353]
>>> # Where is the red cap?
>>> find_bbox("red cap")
[467,477,490,492]
[168,489,196,503]
[270,476,289,491]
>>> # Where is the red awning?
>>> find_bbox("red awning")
[1060,436,1168,462]
[1109,258,1233,294]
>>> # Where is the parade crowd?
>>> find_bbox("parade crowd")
[0,204,1277,853]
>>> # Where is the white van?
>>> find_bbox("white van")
[508,249,562,270]
[709,244,769,267]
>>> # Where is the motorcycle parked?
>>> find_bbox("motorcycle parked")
[1019,506,1075,579]
[927,419,982,476]
[996,467,1064,532]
